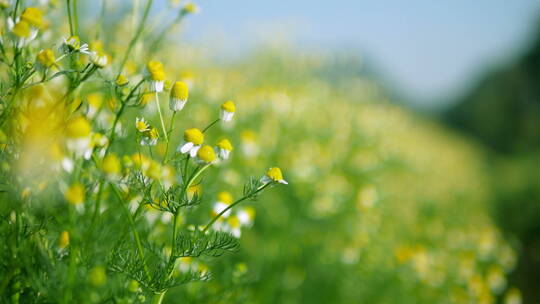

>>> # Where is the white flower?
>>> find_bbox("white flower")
[220,100,236,122]
[178,128,204,157]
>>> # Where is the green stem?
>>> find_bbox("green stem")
[66,0,74,36]
[155,92,168,142]
[202,183,272,233]
[72,0,79,35]
[163,111,177,164]
[151,291,167,304]
[116,0,154,76]
[110,184,152,282]
[202,118,220,133]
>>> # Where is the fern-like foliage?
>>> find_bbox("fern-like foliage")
[174,230,240,258]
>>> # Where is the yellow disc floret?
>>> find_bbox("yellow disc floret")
[217,191,233,204]
[217,139,233,151]
[21,7,43,28]
[58,231,70,249]
[102,154,120,175]
[221,100,236,113]
[147,60,166,81]
[266,167,284,182]
[66,117,91,138]
[37,49,55,67]
[184,128,204,145]
[12,21,31,38]
[65,183,84,205]
[171,81,189,100]
[115,74,128,86]
[197,145,216,163]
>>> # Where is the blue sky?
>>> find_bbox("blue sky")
[166,0,540,106]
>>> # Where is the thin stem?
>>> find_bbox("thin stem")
[73,0,79,35]
[202,118,220,133]
[202,183,272,233]
[163,111,177,164]
[110,183,152,281]
[66,0,74,36]
[155,92,168,142]
[151,292,166,304]
[116,0,154,76]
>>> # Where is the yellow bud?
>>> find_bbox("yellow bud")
[37,49,55,67]
[227,216,240,228]
[115,74,128,86]
[12,21,31,38]
[147,60,166,81]
[58,231,70,249]
[65,117,91,138]
[21,7,43,28]
[221,100,236,113]
[266,167,284,181]
[102,154,120,175]
[171,81,189,100]
[217,191,233,204]
[65,183,85,205]
[217,139,233,151]
[197,145,216,163]
[184,128,204,145]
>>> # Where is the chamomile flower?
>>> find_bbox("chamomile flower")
[226,215,242,238]
[216,138,233,160]
[169,81,189,111]
[237,206,255,226]
[182,3,199,15]
[8,19,36,46]
[65,183,85,205]
[21,7,44,29]
[141,127,159,146]
[62,35,90,54]
[261,167,288,184]
[86,93,103,118]
[178,128,204,157]
[101,154,121,179]
[36,48,55,68]
[220,100,236,122]
[212,191,233,218]
[135,117,150,133]
[116,74,129,86]
[58,230,70,249]
[147,60,166,92]
[65,116,92,158]
[90,50,108,68]
[197,145,216,164]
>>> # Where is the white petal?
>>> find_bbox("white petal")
[179,142,194,153]
[279,179,288,185]
[190,145,201,158]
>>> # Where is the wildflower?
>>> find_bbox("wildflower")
[261,167,288,184]
[21,7,44,29]
[140,91,153,107]
[62,36,90,54]
[237,206,255,226]
[36,48,55,68]
[65,183,85,205]
[65,116,92,157]
[90,50,108,68]
[135,117,150,133]
[116,74,129,86]
[86,93,103,118]
[10,20,36,46]
[216,138,233,160]
[212,191,233,218]
[197,145,216,163]
[187,184,202,200]
[169,81,189,111]
[147,60,166,92]
[141,127,159,146]
[101,154,121,178]
[178,128,204,157]
[182,3,199,14]
[220,100,236,122]
[227,216,241,238]
[58,231,70,249]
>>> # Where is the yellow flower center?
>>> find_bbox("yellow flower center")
[66,117,91,138]
[217,191,233,204]
[12,21,31,38]
[184,128,204,145]
[221,100,236,113]
[136,120,148,132]
[217,138,233,151]
[197,145,216,163]
[65,35,81,49]
[21,7,43,28]
[266,167,284,181]
[147,60,166,81]
[227,216,241,228]
[65,183,84,205]
[144,127,159,139]
[171,81,189,100]
[115,74,128,86]
[58,230,70,249]
[37,49,55,67]
[102,154,120,175]
[87,93,103,108]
